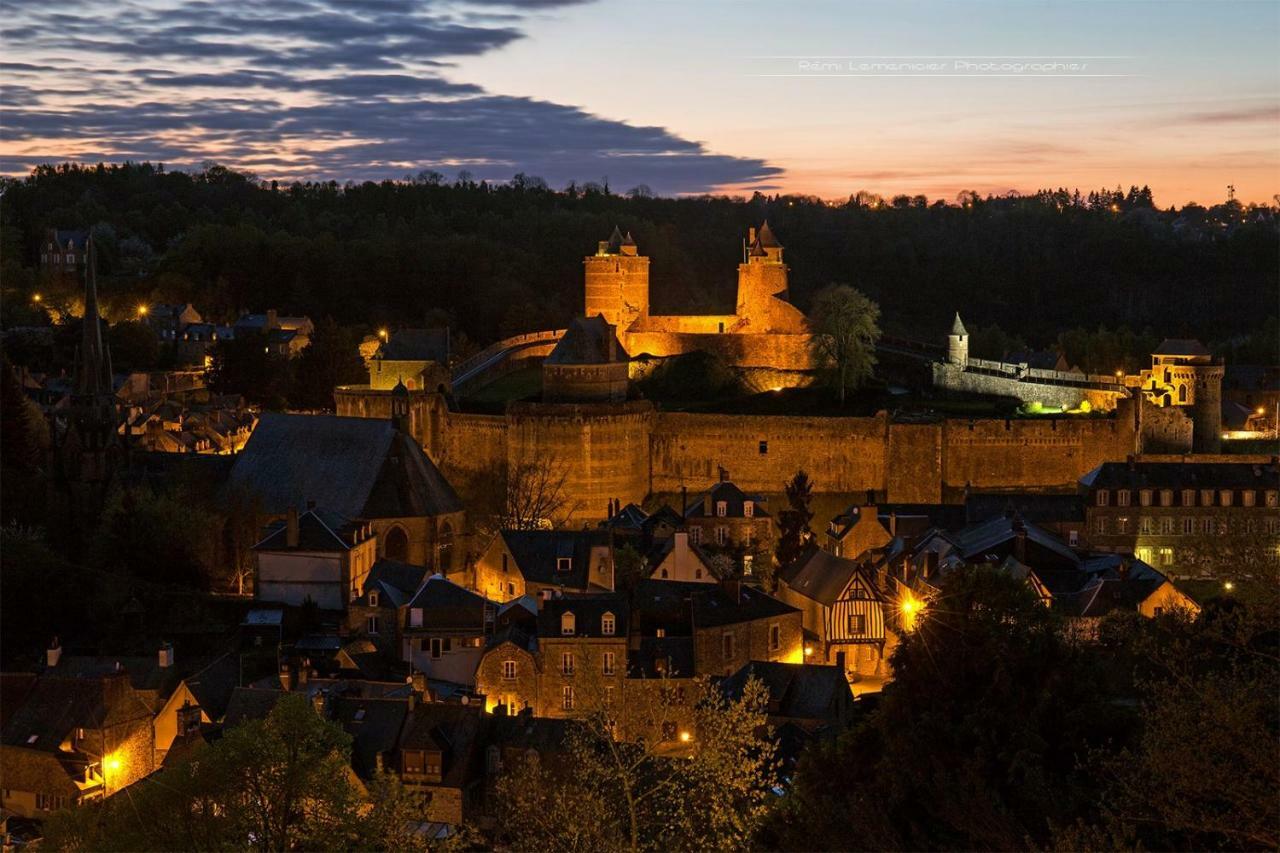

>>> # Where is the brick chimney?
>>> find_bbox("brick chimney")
[286,507,299,548]
[158,641,174,669]
[47,636,62,668]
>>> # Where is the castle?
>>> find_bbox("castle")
[586,223,813,381]
[335,224,1233,524]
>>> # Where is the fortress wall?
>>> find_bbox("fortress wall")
[625,330,814,371]
[940,414,1137,497]
[507,402,655,521]
[886,423,945,504]
[1139,397,1195,453]
[933,363,1124,411]
[629,314,739,335]
[441,411,508,482]
[650,412,889,495]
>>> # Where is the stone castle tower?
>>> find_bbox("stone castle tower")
[736,221,792,329]
[947,312,969,366]
[583,226,649,331]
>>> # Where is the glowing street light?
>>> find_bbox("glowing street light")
[31,293,42,304]
[137,304,149,317]
[679,731,692,743]
[378,328,389,341]
[899,591,924,632]
[1223,580,1235,592]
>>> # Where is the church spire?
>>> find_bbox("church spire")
[73,237,112,401]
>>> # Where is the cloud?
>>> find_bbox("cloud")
[0,0,778,194]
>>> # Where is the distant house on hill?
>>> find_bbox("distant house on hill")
[227,412,464,571]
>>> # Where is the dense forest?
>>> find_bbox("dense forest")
[2,163,1276,359]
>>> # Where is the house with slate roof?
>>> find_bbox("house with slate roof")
[368,328,452,392]
[252,506,378,611]
[401,576,498,686]
[227,412,464,571]
[472,528,614,603]
[346,558,431,656]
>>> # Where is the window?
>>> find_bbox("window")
[368,590,379,607]
[1139,517,1154,535]
[715,526,728,545]
[557,557,572,573]
[430,638,443,659]
[1200,489,1214,506]
[601,612,615,636]
[1159,489,1173,507]
[1242,490,1256,507]
[1160,517,1175,535]
[1139,490,1152,507]
[660,568,669,578]
[604,686,615,706]
[722,633,734,661]
[36,794,66,811]
[769,624,781,651]
[848,614,867,635]
[1136,547,1153,564]
[656,628,665,638]
[1117,489,1131,506]
[688,526,702,545]
[1094,517,1107,535]
[758,440,768,455]
[1158,547,1174,567]
[1182,517,1195,534]
[561,652,574,676]
[562,686,574,710]
[743,501,754,518]
[603,652,615,676]
[66,253,74,264]
[410,608,423,628]
[1266,491,1278,508]
[743,555,754,575]
[1201,517,1214,535]
[561,612,576,636]
[1096,490,1110,507]
[502,660,516,680]
[1116,517,1129,534]
[507,582,515,596]
[1220,490,1233,507]
[366,615,381,634]
[716,501,727,517]
[1182,489,1195,506]
[1068,530,1079,547]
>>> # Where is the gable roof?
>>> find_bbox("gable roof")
[1079,461,1279,491]
[537,593,628,638]
[499,529,608,589]
[227,413,461,520]
[1,675,153,750]
[0,746,89,797]
[398,703,484,787]
[780,546,873,606]
[1153,338,1211,357]
[183,653,242,721]
[221,687,285,728]
[964,493,1085,525]
[721,661,848,721]
[545,315,628,365]
[362,559,430,608]
[254,508,361,552]
[631,578,798,629]
[684,481,770,519]
[333,696,409,779]
[405,576,493,632]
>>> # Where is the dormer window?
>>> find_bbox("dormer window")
[369,591,379,608]
[1159,489,1173,507]
[1095,490,1109,507]
[1139,490,1152,507]
[556,557,572,573]
[716,501,728,517]
[743,501,754,518]
[601,612,615,636]
[561,612,576,636]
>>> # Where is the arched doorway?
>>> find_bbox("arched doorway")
[384,526,409,562]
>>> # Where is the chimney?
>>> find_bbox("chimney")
[286,507,299,548]
[1013,521,1027,564]
[411,671,427,698]
[597,240,609,254]
[719,466,730,483]
[719,578,742,602]
[306,499,316,511]
[279,663,293,692]
[681,486,688,517]
[865,489,875,507]
[158,642,174,669]
[47,636,62,668]
[297,659,310,687]
[266,308,278,331]
[748,227,756,245]
[177,701,202,736]
[888,511,897,537]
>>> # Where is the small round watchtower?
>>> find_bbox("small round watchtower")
[947,312,969,366]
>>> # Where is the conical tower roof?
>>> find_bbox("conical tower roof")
[606,225,625,253]
[622,230,636,247]
[756,220,782,248]
[950,312,968,336]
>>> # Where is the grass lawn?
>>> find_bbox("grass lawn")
[455,365,542,412]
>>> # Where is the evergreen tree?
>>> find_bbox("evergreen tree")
[775,469,815,570]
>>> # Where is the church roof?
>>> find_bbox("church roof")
[227,414,462,520]
[545,315,629,365]
[950,312,968,336]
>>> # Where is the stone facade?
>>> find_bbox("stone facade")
[475,639,540,714]
[692,609,804,678]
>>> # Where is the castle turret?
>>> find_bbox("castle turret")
[543,315,630,403]
[390,377,411,434]
[736,221,806,332]
[584,226,649,331]
[1148,339,1224,453]
[947,312,969,366]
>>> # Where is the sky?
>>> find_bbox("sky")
[2,0,1277,203]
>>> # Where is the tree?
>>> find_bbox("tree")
[613,542,649,590]
[807,285,880,404]
[290,318,367,410]
[492,675,776,852]
[775,470,815,570]
[208,332,292,407]
[503,453,573,530]
[92,484,217,588]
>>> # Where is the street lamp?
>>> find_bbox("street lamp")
[31,293,42,304]
[137,304,149,317]
[378,328,389,341]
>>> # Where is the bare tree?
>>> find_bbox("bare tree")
[503,453,575,530]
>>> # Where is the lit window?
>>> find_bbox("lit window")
[601,612,615,636]
[1159,490,1173,507]
[848,614,867,635]
[561,612,576,636]
[1200,489,1214,506]
[561,652,574,675]
[744,501,754,518]
[1182,489,1195,507]
[562,686,574,710]
[1265,491,1278,508]
[603,652,615,676]
[1242,491,1255,507]
[716,501,727,517]
[1139,490,1152,507]
[502,660,516,680]
[1220,490,1233,507]
[1159,547,1174,566]
[1116,517,1129,534]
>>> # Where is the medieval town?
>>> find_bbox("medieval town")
[1,176,1276,851]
